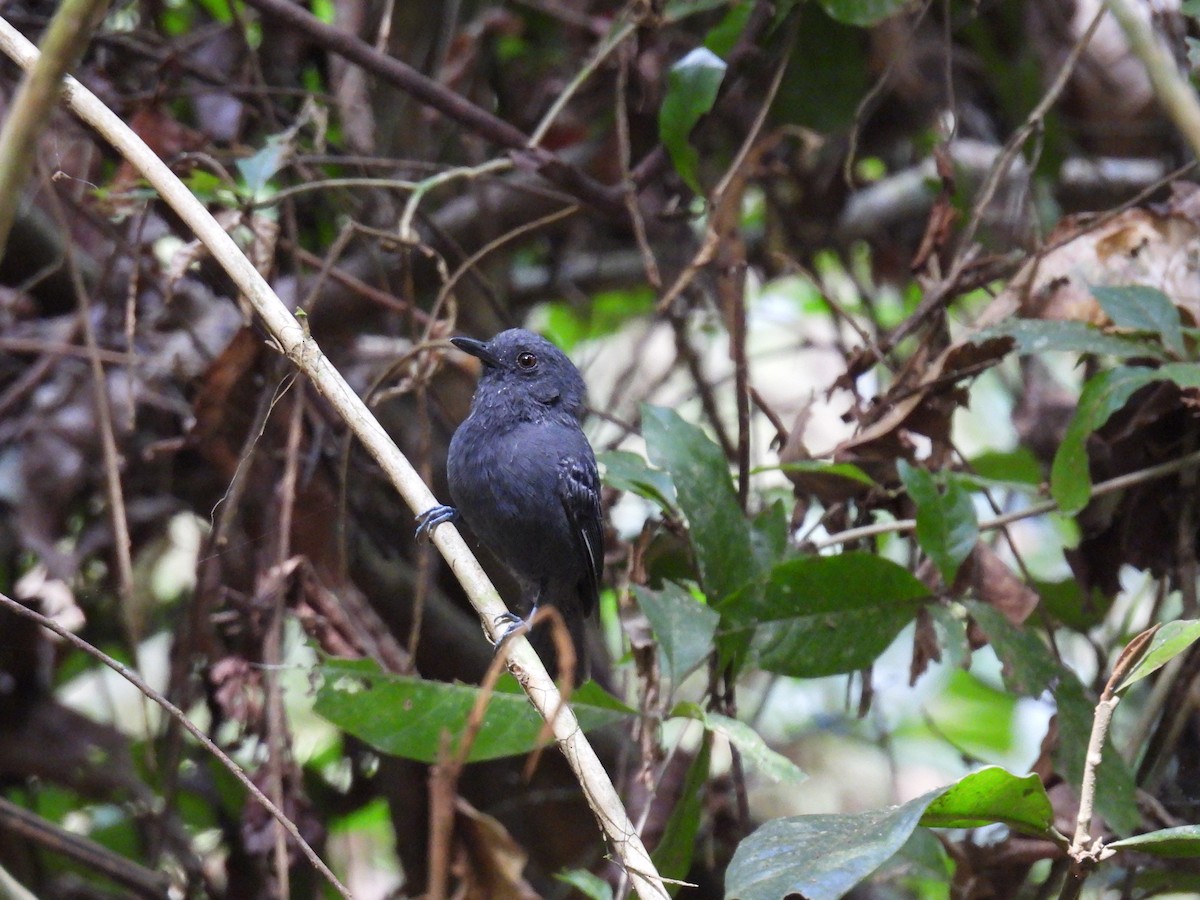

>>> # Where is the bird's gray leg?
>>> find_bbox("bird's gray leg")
[493,585,542,646]
[414,505,459,542]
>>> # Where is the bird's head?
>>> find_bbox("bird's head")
[452,329,588,420]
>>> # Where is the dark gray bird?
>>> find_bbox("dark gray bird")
[415,329,603,681]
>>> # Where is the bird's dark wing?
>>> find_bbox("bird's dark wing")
[558,454,603,617]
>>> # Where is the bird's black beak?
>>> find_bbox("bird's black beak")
[451,336,500,368]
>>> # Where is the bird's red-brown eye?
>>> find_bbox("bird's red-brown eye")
[517,352,538,370]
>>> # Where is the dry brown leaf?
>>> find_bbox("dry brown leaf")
[990,183,1200,327]
[909,606,942,685]
[451,796,540,900]
[954,542,1040,626]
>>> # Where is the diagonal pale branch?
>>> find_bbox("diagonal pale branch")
[0,0,110,262]
[0,14,669,900]
[1105,0,1200,161]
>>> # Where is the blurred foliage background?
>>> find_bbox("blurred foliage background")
[3,0,1200,897]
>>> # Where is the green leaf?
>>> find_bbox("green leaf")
[634,582,720,683]
[723,553,929,678]
[701,711,807,783]
[920,767,1059,839]
[703,0,752,57]
[974,319,1168,360]
[641,405,757,603]
[598,449,676,511]
[651,731,711,885]
[1037,577,1113,632]
[236,137,289,200]
[1116,619,1200,693]
[538,286,656,351]
[658,47,727,194]
[967,603,1140,835]
[314,658,632,763]
[1091,285,1184,357]
[726,790,941,900]
[1108,825,1200,858]
[898,461,979,584]
[749,499,790,570]
[818,0,910,26]
[1051,363,1200,513]
[924,669,1019,756]
[555,869,614,900]
[774,8,868,131]
[769,460,878,486]
[966,447,1043,486]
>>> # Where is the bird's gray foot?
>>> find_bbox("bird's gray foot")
[493,603,538,648]
[414,505,459,542]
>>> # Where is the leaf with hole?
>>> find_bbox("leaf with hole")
[920,766,1060,840]
[315,658,632,763]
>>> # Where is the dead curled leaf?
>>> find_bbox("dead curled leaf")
[819,181,1200,505]
[994,181,1200,327]
[953,542,1039,627]
[451,796,539,900]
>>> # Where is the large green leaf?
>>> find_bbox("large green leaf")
[722,553,929,678]
[726,790,940,900]
[1116,620,1200,694]
[968,604,1139,835]
[598,449,676,511]
[898,461,978,584]
[1051,363,1200,513]
[634,581,720,684]
[642,405,757,603]
[314,658,632,763]
[774,7,868,131]
[1108,825,1200,858]
[688,708,806,783]
[919,767,1060,840]
[974,319,1168,360]
[658,47,726,194]
[651,731,711,888]
[1091,285,1184,357]
[728,764,1063,900]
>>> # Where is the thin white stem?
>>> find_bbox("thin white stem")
[815,447,1200,550]
[1069,693,1119,860]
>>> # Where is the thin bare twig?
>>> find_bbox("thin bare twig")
[1105,0,1200,160]
[865,4,1106,367]
[242,0,628,220]
[528,18,635,147]
[814,446,1200,550]
[0,591,352,899]
[432,203,580,316]
[0,0,110,260]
